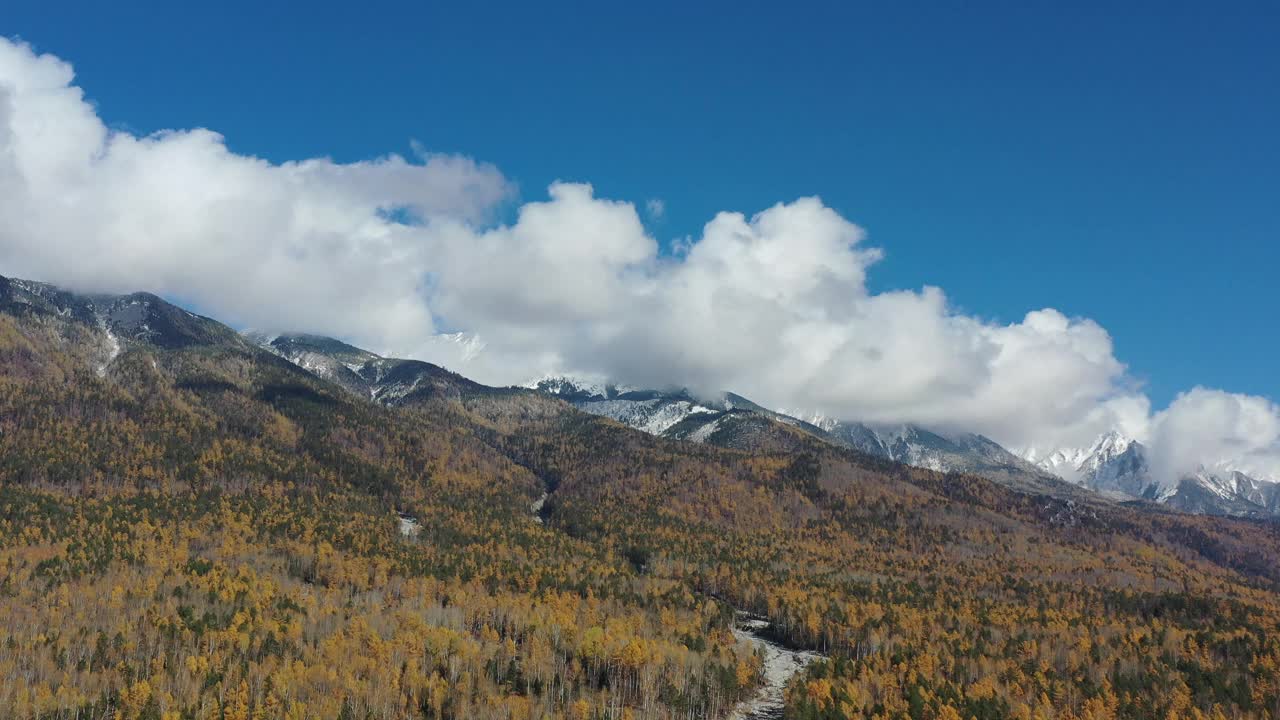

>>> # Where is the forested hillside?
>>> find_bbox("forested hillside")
[2,277,1279,719]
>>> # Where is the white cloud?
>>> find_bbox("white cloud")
[1148,389,1280,484]
[645,198,665,220]
[422,193,1142,453]
[2,36,1278,482]
[0,37,511,349]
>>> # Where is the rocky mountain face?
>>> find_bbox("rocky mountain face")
[0,275,522,413]
[1161,470,1280,517]
[525,377,720,435]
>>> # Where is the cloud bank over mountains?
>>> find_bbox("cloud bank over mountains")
[1,37,1277,481]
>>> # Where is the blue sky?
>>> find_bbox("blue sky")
[5,0,1278,410]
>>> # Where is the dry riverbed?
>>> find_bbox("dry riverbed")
[729,614,825,719]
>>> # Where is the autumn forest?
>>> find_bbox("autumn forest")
[1,277,1280,720]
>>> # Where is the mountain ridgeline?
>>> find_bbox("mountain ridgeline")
[2,274,1280,720]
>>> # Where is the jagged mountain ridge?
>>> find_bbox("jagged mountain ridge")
[0,274,1066,505]
[1024,432,1152,497]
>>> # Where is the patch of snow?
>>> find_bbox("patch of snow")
[96,327,121,377]
[914,456,947,472]
[530,491,548,524]
[398,514,420,538]
[373,375,423,403]
[687,416,723,443]
[522,373,645,400]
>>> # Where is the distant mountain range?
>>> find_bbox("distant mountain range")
[523,375,1280,518]
[237,332,1280,519]
[8,270,1268,521]
[526,376,1081,497]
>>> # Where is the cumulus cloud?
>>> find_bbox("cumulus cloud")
[0,37,511,348]
[422,192,1145,453]
[1148,389,1280,483]
[2,36,1278,481]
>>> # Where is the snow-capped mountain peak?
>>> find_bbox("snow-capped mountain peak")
[1023,431,1138,486]
[1083,431,1134,467]
[1022,432,1151,497]
[521,374,615,400]
[1025,431,1280,517]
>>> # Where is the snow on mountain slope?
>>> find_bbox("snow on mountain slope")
[525,376,732,439]
[523,374,615,401]
[809,419,1066,493]
[0,276,246,369]
[247,332,378,395]
[1161,469,1280,517]
[1023,432,1153,496]
[248,332,501,406]
[1023,447,1090,486]
[581,397,717,435]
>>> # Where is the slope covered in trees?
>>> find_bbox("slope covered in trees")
[1,277,1279,719]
